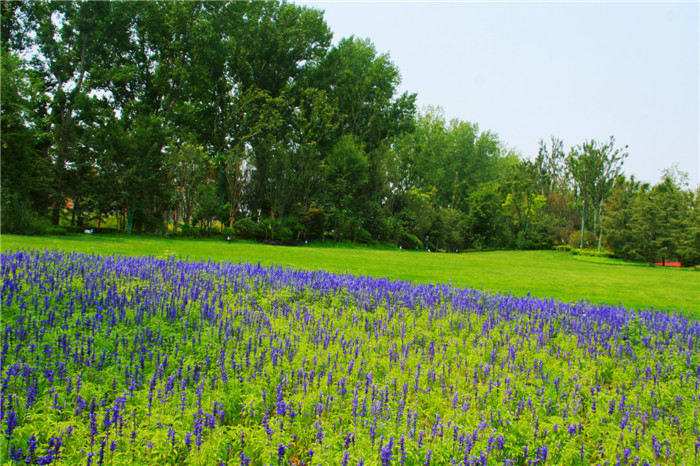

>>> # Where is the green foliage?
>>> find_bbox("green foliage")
[92,227,122,235]
[0,211,54,236]
[194,184,220,232]
[569,230,597,250]
[395,232,422,250]
[275,227,293,244]
[354,228,373,244]
[500,160,547,249]
[603,176,640,261]
[676,187,700,267]
[179,224,203,238]
[0,47,52,231]
[221,228,236,240]
[166,142,213,226]
[570,248,615,259]
[233,218,265,240]
[608,168,700,267]
[566,137,628,251]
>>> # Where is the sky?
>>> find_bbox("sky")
[298,1,700,187]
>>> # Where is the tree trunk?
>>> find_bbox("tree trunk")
[580,201,586,249]
[592,209,597,251]
[126,207,135,235]
[76,198,84,228]
[51,202,62,226]
[596,202,604,252]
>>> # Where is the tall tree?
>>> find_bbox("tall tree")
[534,136,566,200]
[500,160,547,248]
[677,186,700,267]
[165,141,213,229]
[628,184,662,265]
[533,137,572,244]
[567,137,628,250]
[324,135,369,240]
[24,1,136,225]
[314,36,416,213]
[0,46,51,232]
[603,176,643,261]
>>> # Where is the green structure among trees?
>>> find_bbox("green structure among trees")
[2,1,698,266]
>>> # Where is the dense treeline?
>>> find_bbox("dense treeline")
[2,0,699,266]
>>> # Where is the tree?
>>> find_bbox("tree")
[677,186,700,267]
[234,1,331,98]
[534,136,567,201]
[324,135,369,240]
[567,137,628,250]
[194,183,220,233]
[165,142,212,229]
[647,169,684,265]
[104,115,171,234]
[500,161,547,249]
[229,2,332,223]
[314,36,416,209]
[286,88,337,222]
[464,181,505,249]
[24,1,136,225]
[603,176,643,261]
[0,46,51,232]
[389,107,503,245]
[628,185,662,265]
[533,136,574,244]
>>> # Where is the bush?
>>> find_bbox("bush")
[64,225,86,234]
[23,217,53,236]
[275,227,293,244]
[92,227,121,235]
[398,232,422,250]
[179,225,202,238]
[283,216,303,239]
[569,230,597,249]
[221,228,235,241]
[45,225,67,236]
[233,218,265,240]
[355,228,373,244]
[571,248,615,259]
[522,240,553,251]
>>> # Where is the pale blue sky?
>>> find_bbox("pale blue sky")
[299,1,699,187]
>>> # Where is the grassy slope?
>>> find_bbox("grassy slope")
[1,233,698,315]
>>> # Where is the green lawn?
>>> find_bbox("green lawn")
[2,233,698,315]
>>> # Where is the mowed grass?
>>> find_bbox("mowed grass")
[1,233,698,315]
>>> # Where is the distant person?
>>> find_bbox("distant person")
[424,235,430,251]
[227,235,231,244]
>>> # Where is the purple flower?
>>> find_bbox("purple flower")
[380,437,394,466]
[277,444,286,464]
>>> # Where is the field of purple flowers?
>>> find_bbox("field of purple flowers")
[1,249,699,465]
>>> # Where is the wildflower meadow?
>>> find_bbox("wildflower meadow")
[1,249,698,465]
